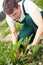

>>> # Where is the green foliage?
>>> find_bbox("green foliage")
[29,44,42,57]
[32,0,43,9]
[22,34,33,49]
[0,39,22,65]
[0,36,43,65]
[16,22,23,32]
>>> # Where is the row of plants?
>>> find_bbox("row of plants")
[0,35,43,65]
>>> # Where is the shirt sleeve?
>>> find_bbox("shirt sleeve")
[24,0,37,15]
[6,15,16,28]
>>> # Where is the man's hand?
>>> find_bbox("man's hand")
[26,43,35,54]
[12,33,18,44]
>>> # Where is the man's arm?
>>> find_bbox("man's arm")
[27,8,43,50]
[30,8,43,45]
[10,24,18,44]
[24,0,43,51]
[6,15,18,44]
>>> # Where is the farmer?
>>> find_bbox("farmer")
[3,0,43,49]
